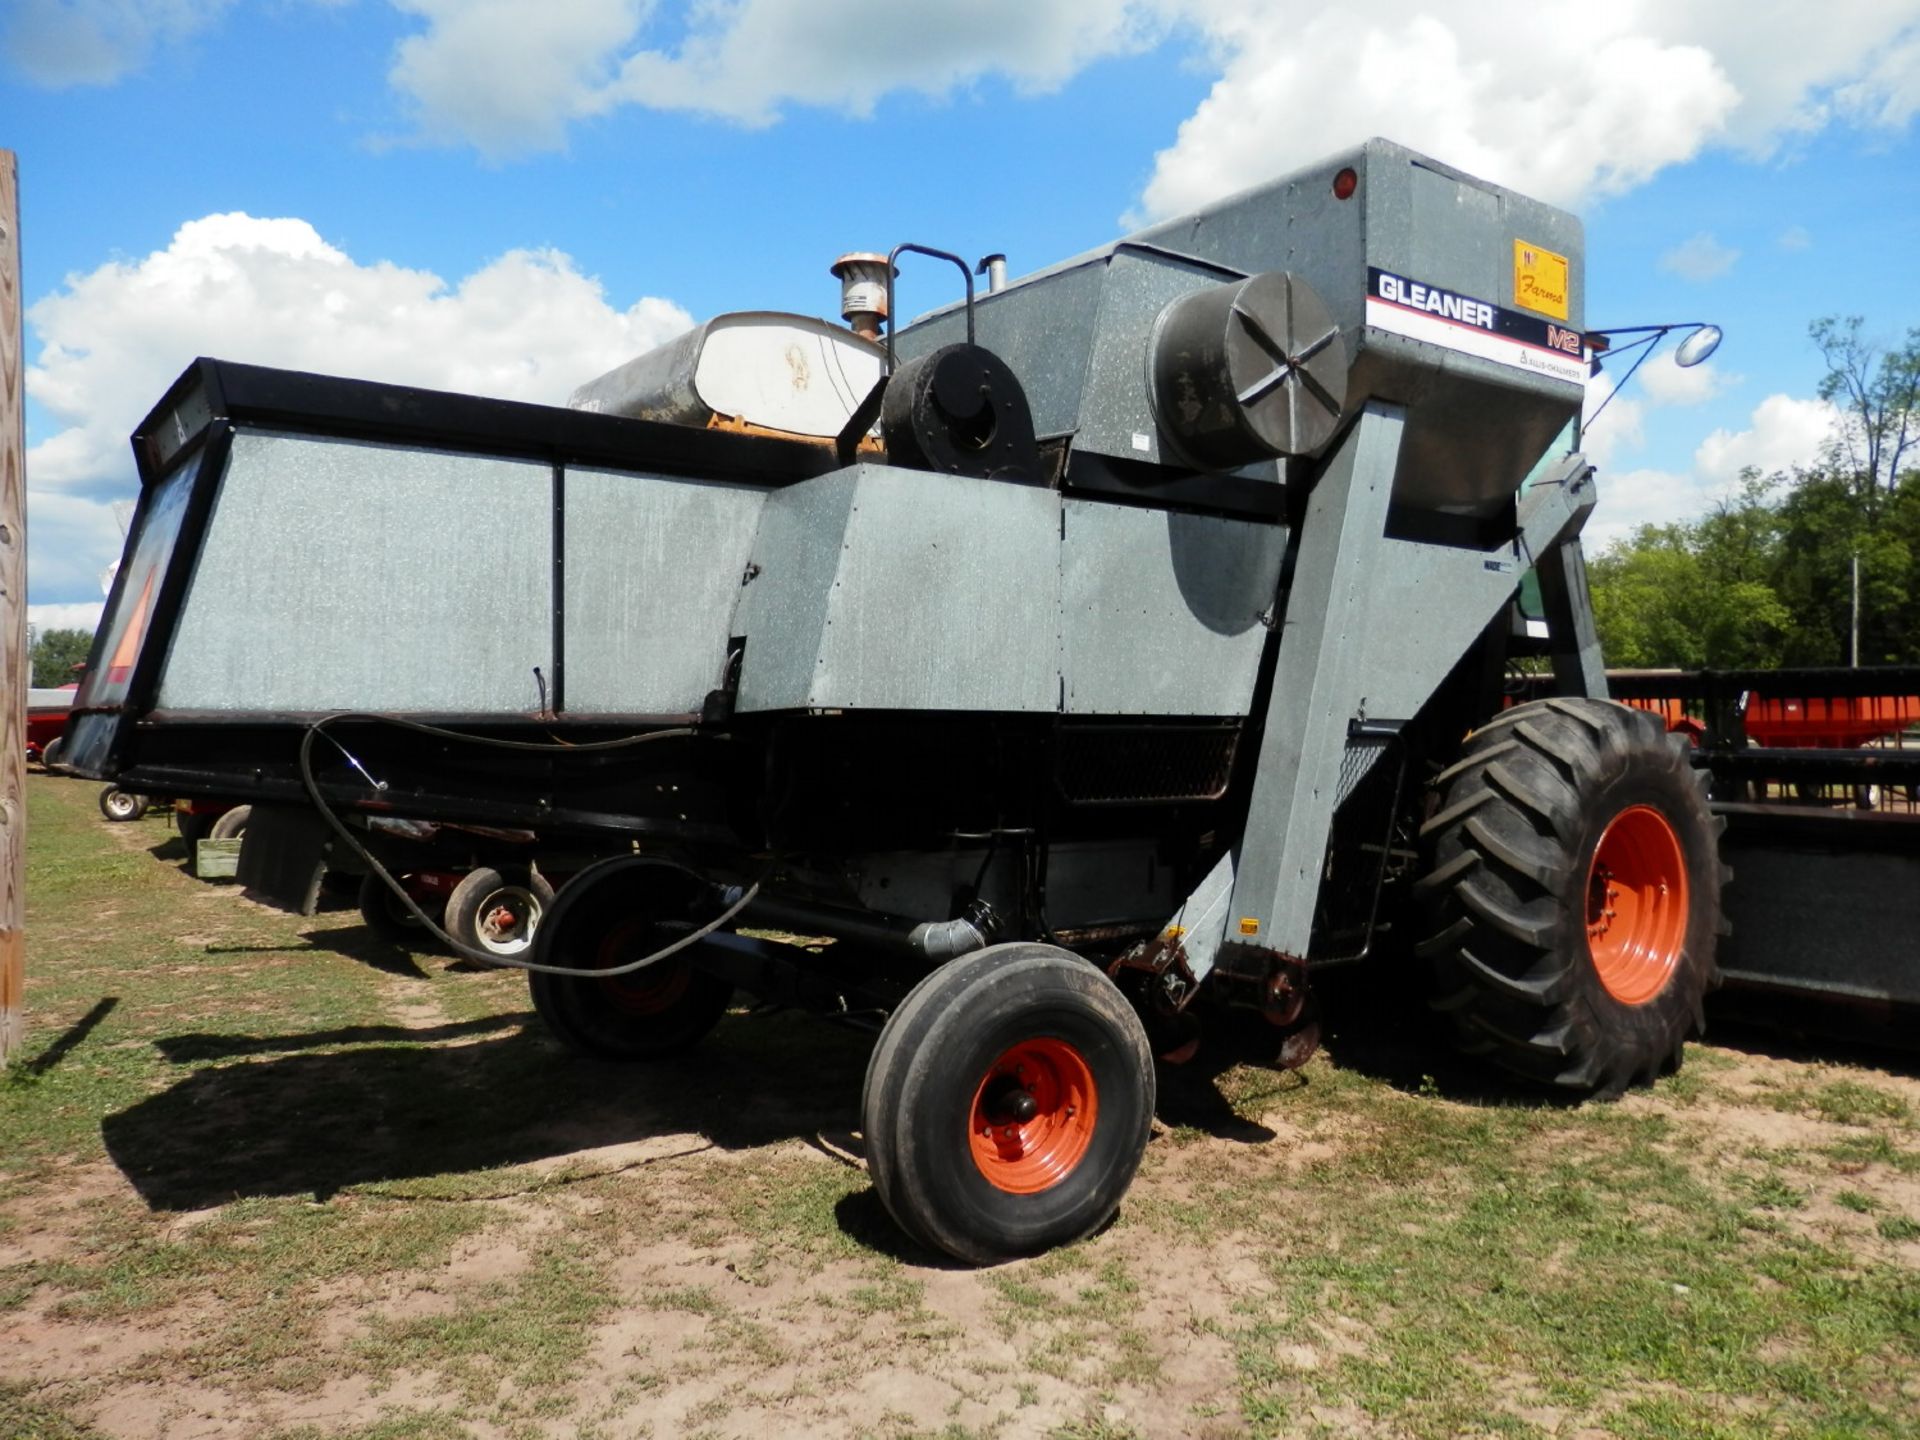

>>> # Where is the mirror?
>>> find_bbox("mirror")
[1674,325,1722,368]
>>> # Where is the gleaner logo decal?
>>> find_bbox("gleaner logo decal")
[1374,273,1495,331]
[1366,267,1588,386]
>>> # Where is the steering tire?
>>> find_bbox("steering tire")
[862,942,1156,1265]
[1417,697,1725,1097]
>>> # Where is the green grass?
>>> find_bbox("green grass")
[5,774,1919,1440]
[1120,1046,1920,1440]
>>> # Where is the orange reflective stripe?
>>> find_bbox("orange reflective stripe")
[105,572,155,685]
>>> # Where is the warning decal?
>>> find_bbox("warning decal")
[1365,268,1588,386]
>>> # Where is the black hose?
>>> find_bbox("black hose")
[294,712,760,977]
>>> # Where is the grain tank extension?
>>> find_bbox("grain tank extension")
[67,140,1724,1263]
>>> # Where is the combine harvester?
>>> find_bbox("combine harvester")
[69,139,1795,1261]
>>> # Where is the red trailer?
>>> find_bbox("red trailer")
[1742,691,1920,749]
[26,685,77,766]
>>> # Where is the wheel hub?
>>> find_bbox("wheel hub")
[968,1038,1098,1195]
[1584,804,1689,1006]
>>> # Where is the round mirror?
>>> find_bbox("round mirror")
[1674,324,1722,368]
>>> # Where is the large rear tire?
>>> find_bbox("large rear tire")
[1416,697,1724,1097]
[527,859,732,1060]
[862,943,1155,1265]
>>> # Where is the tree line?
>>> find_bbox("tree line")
[1588,317,1919,670]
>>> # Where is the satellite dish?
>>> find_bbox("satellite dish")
[1674,325,1722,368]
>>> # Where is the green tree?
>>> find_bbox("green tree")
[30,627,94,687]
[1588,475,1791,668]
[1807,316,1920,662]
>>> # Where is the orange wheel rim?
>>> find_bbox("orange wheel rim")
[1585,804,1689,1006]
[593,918,690,1016]
[968,1037,1098,1195]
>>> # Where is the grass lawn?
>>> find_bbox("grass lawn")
[1,772,1916,1439]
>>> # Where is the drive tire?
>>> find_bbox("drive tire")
[359,871,432,946]
[99,787,148,822]
[527,858,732,1060]
[445,865,554,960]
[1417,697,1725,1097]
[861,943,1156,1265]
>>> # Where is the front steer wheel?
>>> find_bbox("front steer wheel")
[1416,697,1725,1097]
[862,943,1156,1265]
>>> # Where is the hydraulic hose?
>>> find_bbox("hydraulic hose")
[294,713,760,977]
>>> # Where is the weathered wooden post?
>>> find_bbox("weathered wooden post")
[0,151,24,1066]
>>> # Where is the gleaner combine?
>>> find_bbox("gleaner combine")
[67,139,1735,1263]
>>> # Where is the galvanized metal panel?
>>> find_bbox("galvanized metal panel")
[1060,500,1283,716]
[563,467,765,715]
[160,430,552,713]
[903,138,1585,512]
[735,465,1060,713]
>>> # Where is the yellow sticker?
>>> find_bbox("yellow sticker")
[1238,917,1261,936]
[1513,240,1570,320]
[1162,926,1187,941]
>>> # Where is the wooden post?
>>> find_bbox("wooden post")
[0,152,24,1066]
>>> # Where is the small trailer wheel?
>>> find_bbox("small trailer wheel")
[358,871,431,945]
[527,858,733,1060]
[861,943,1156,1265]
[445,865,554,959]
[99,787,148,822]
[208,805,252,841]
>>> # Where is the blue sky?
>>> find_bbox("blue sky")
[5,0,1919,630]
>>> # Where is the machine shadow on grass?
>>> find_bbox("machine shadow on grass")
[101,1008,875,1213]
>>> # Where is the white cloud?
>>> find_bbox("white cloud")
[1694,393,1840,485]
[1638,353,1731,408]
[1834,24,1920,128]
[1580,374,1644,472]
[379,0,1159,155]
[1587,391,1843,550]
[1659,232,1741,283]
[1140,3,1920,219]
[387,0,648,156]
[1140,6,1740,217]
[1586,467,1696,551]
[1778,225,1813,251]
[1580,353,1728,471]
[25,213,691,602]
[27,601,106,638]
[372,2,1920,224]
[2,0,233,87]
